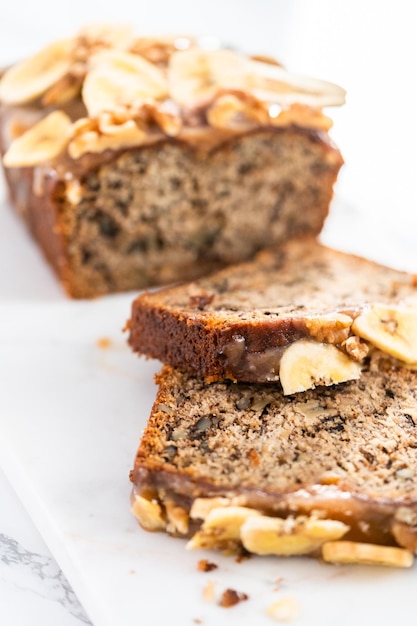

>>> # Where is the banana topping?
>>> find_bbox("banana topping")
[0,26,345,166]
[3,111,72,167]
[279,339,362,395]
[0,40,74,105]
[168,48,346,108]
[82,50,168,117]
[351,304,417,365]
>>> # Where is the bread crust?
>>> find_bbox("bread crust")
[128,238,417,382]
[131,360,417,550]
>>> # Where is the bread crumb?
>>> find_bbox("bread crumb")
[218,588,249,608]
[267,596,300,622]
[96,337,111,349]
[197,559,218,572]
[202,580,216,603]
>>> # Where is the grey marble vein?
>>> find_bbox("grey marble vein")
[0,533,92,624]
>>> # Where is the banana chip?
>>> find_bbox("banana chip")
[168,48,346,108]
[82,50,168,117]
[352,304,417,365]
[0,39,73,105]
[3,111,72,167]
[279,339,361,395]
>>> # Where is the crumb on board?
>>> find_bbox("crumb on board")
[193,619,203,624]
[197,559,218,572]
[218,588,249,608]
[202,579,216,603]
[267,596,301,622]
[96,336,111,349]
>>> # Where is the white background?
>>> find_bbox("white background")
[1,0,416,233]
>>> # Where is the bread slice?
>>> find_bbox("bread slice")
[0,27,343,298]
[128,237,417,392]
[130,356,417,563]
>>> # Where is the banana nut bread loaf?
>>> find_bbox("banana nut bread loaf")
[0,25,344,298]
[128,237,417,393]
[130,355,417,567]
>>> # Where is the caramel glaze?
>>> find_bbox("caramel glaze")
[0,96,336,187]
[131,466,417,548]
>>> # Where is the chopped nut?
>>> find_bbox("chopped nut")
[305,313,352,344]
[391,521,417,552]
[322,541,414,567]
[343,335,369,361]
[197,559,218,572]
[271,103,333,131]
[218,588,248,608]
[207,93,269,130]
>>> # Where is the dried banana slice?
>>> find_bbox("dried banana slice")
[279,339,361,395]
[82,50,168,117]
[351,304,417,364]
[169,48,247,106]
[131,494,166,531]
[322,541,414,568]
[240,516,349,556]
[3,111,72,167]
[0,40,73,105]
[168,48,345,108]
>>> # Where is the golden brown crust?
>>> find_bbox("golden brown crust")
[131,359,417,550]
[128,238,417,382]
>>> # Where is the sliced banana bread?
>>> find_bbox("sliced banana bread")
[128,237,417,392]
[0,26,344,298]
[130,355,417,566]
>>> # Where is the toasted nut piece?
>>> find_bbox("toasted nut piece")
[165,499,189,535]
[343,335,369,361]
[190,497,233,520]
[0,39,73,105]
[131,494,166,531]
[3,111,72,167]
[68,118,147,159]
[352,304,417,365]
[240,516,349,556]
[391,521,417,552]
[305,313,352,345]
[82,50,168,117]
[207,94,269,130]
[322,541,414,567]
[270,103,333,131]
[279,339,361,395]
[168,48,346,109]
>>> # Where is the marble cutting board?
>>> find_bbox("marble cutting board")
[1,188,417,626]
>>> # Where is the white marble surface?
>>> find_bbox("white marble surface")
[1,3,417,625]
[0,468,91,626]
